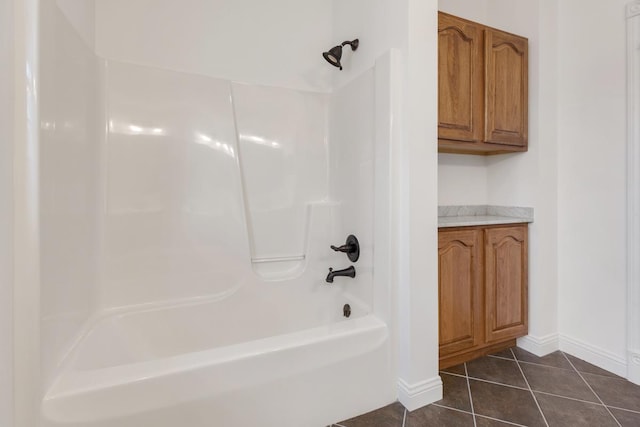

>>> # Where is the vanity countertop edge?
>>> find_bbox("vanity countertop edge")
[438,205,534,228]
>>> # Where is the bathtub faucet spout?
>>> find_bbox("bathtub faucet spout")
[326,266,356,283]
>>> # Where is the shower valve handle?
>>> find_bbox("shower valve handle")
[330,244,352,253]
[330,235,360,262]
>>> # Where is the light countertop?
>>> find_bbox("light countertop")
[438,205,533,228]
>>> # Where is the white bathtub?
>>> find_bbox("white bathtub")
[41,288,394,427]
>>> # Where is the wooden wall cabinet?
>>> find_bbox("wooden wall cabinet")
[438,224,528,368]
[438,12,528,155]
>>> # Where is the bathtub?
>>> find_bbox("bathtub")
[41,286,394,427]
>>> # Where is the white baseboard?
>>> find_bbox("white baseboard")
[628,351,640,385]
[397,376,442,412]
[517,333,560,356]
[559,334,627,377]
[520,333,633,380]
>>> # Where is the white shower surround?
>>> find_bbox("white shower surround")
[38,68,397,426]
[32,0,401,424]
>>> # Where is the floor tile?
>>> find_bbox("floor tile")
[469,379,546,427]
[535,392,618,427]
[340,349,638,427]
[438,373,472,412]
[512,348,573,370]
[441,363,467,376]
[520,362,599,402]
[338,402,405,427]
[466,356,528,388]
[490,349,515,360]
[405,405,474,427]
[609,407,640,427]
[582,372,640,412]
[475,416,524,426]
[564,354,622,379]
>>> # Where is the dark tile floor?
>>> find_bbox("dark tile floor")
[332,347,640,427]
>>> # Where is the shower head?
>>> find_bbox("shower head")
[322,39,359,70]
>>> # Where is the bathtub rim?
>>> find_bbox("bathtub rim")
[42,313,389,425]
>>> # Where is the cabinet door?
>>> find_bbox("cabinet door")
[438,228,483,357]
[484,29,528,147]
[485,226,528,342]
[438,13,484,143]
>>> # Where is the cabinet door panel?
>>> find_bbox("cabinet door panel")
[438,13,484,143]
[485,226,528,342]
[438,229,483,356]
[484,29,528,147]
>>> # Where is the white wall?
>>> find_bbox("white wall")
[484,0,560,354]
[557,0,628,371]
[437,0,561,353]
[0,0,13,424]
[438,0,630,373]
[437,0,489,207]
[95,0,333,93]
[438,154,488,205]
[330,0,403,90]
[527,0,560,353]
[400,0,441,409]
[333,0,442,410]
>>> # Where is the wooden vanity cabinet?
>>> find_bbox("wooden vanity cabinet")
[438,12,528,155]
[438,229,484,356]
[439,224,528,369]
[484,226,528,343]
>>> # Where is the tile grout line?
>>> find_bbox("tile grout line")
[467,375,529,391]
[515,359,572,369]
[440,371,467,379]
[511,348,550,427]
[443,370,531,392]
[488,350,630,377]
[607,405,640,415]
[474,414,528,427]
[502,354,621,384]
[487,354,515,362]
[463,362,478,427]
[432,403,469,414]
[561,352,622,427]
[533,389,613,407]
[489,352,622,377]
[435,403,531,427]
[432,403,528,427]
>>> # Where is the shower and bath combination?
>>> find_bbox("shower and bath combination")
[33,2,396,423]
